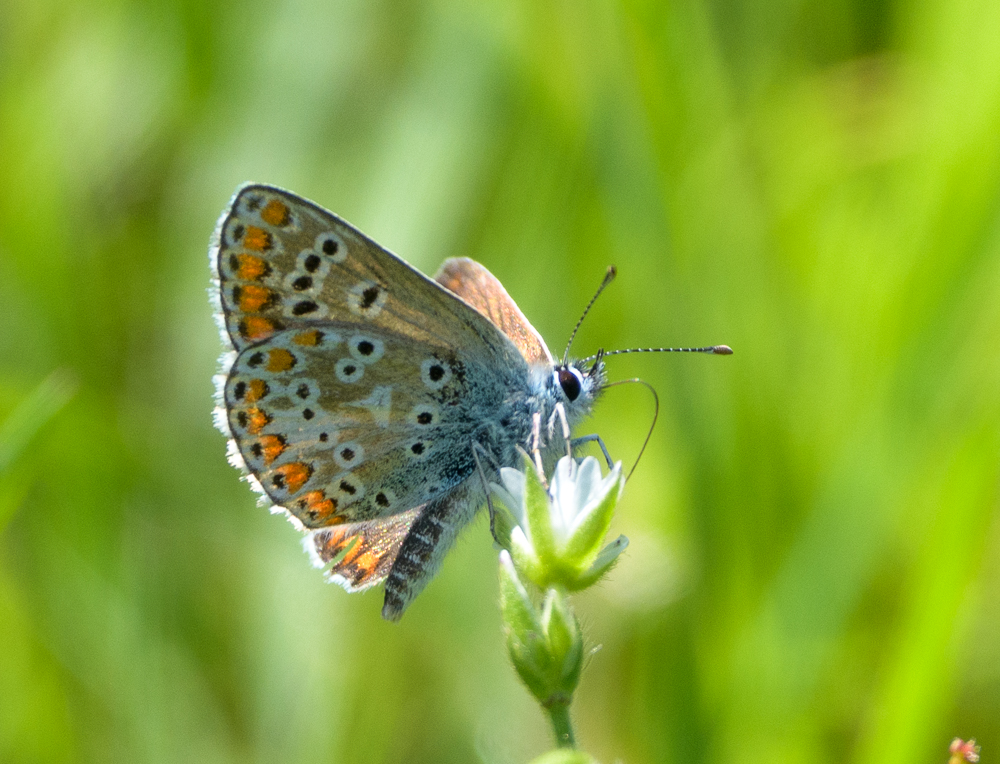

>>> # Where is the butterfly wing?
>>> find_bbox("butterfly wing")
[212,185,519,362]
[220,325,485,527]
[303,484,480,621]
[212,185,524,523]
[307,508,421,591]
[435,257,553,365]
[211,185,535,618]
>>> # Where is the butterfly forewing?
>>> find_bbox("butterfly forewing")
[215,185,517,360]
[435,258,553,365]
[213,185,527,528]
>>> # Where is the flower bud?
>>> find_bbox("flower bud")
[498,552,584,707]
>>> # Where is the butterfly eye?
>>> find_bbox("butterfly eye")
[557,367,583,402]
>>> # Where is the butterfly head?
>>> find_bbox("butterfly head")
[551,356,606,417]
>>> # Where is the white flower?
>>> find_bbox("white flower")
[492,455,628,591]
[549,456,623,543]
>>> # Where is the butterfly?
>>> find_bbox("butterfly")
[210,183,729,621]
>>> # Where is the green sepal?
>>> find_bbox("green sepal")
[522,452,556,566]
[489,499,517,552]
[566,535,629,592]
[541,589,583,696]
[499,551,550,700]
[560,468,623,571]
[510,528,546,586]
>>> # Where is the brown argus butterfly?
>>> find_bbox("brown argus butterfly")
[211,184,730,620]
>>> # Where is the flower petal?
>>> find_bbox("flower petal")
[492,467,527,526]
[562,461,623,564]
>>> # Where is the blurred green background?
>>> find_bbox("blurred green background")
[1,0,998,762]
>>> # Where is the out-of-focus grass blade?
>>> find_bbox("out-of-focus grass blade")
[0,369,77,474]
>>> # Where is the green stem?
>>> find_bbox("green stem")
[546,701,575,748]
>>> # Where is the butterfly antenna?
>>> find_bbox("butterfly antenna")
[563,266,617,366]
[580,344,732,366]
[588,348,605,377]
[604,378,659,481]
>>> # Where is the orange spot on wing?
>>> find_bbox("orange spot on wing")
[257,434,286,465]
[353,550,381,579]
[293,330,322,346]
[340,537,364,564]
[298,490,341,523]
[234,253,269,281]
[313,526,361,564]
[245,407,271,435]
[243,226,273,251]
[274,462,312,494]
[239,316,276,341]
[245,379,268,403]
[260,199,291,227]
[237,284,273,313]
[266,348,296,372]
[318,526,348,550]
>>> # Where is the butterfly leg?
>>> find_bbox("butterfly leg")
[530,412,545,476]
[571,433,614,469]
[471,442,503,543]
[382,482,479,622]
[547,402,572,459]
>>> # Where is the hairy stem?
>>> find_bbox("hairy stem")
[546,701,575,748]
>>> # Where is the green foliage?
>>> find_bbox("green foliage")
[1,0,998,762]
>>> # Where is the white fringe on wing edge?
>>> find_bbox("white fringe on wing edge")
[208,184,305,538]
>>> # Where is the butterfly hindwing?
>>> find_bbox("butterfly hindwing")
[304,485,480,622]
[307,508,421,591]
[223,324,484,527]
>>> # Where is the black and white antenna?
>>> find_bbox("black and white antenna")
[563,266,617,366]
[581,344,732,367]
[563,267,733,476]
